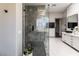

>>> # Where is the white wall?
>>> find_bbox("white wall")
[0,3,22,56]
[48,12,63,37]
[49,13,63,22]
[0,3,16,56]
[16,3,22,56]
[67,3,79,26]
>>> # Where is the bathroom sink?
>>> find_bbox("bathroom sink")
[65,31,72,33]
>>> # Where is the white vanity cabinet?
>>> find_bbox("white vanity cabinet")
[73,36,79,50]
[62,32,79,51]
[62,33,66,41]
[65,34,72,46]
[62,32,72,46]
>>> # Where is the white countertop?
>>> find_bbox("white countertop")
[62,32,79,37]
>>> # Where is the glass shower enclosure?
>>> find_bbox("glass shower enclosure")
[23,4,49,56]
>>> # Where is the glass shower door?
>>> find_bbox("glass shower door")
[25,5,49,56]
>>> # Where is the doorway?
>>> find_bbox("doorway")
[55,18,61,37]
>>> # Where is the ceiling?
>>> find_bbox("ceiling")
[24,3,71,13]
[46,3,71,13]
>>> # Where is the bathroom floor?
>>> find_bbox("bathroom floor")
[49,37,79,56]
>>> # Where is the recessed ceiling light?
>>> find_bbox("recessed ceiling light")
[47,4,56,7]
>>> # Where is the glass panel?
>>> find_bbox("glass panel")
[24,5,49,56]
[36,16,49,55]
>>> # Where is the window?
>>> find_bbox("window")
[36,16,49,30]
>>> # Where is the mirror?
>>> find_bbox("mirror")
[66,14,78,31]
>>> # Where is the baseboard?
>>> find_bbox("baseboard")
[62,41,79,52]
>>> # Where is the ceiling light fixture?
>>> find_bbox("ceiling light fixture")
[47,4,56,7]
